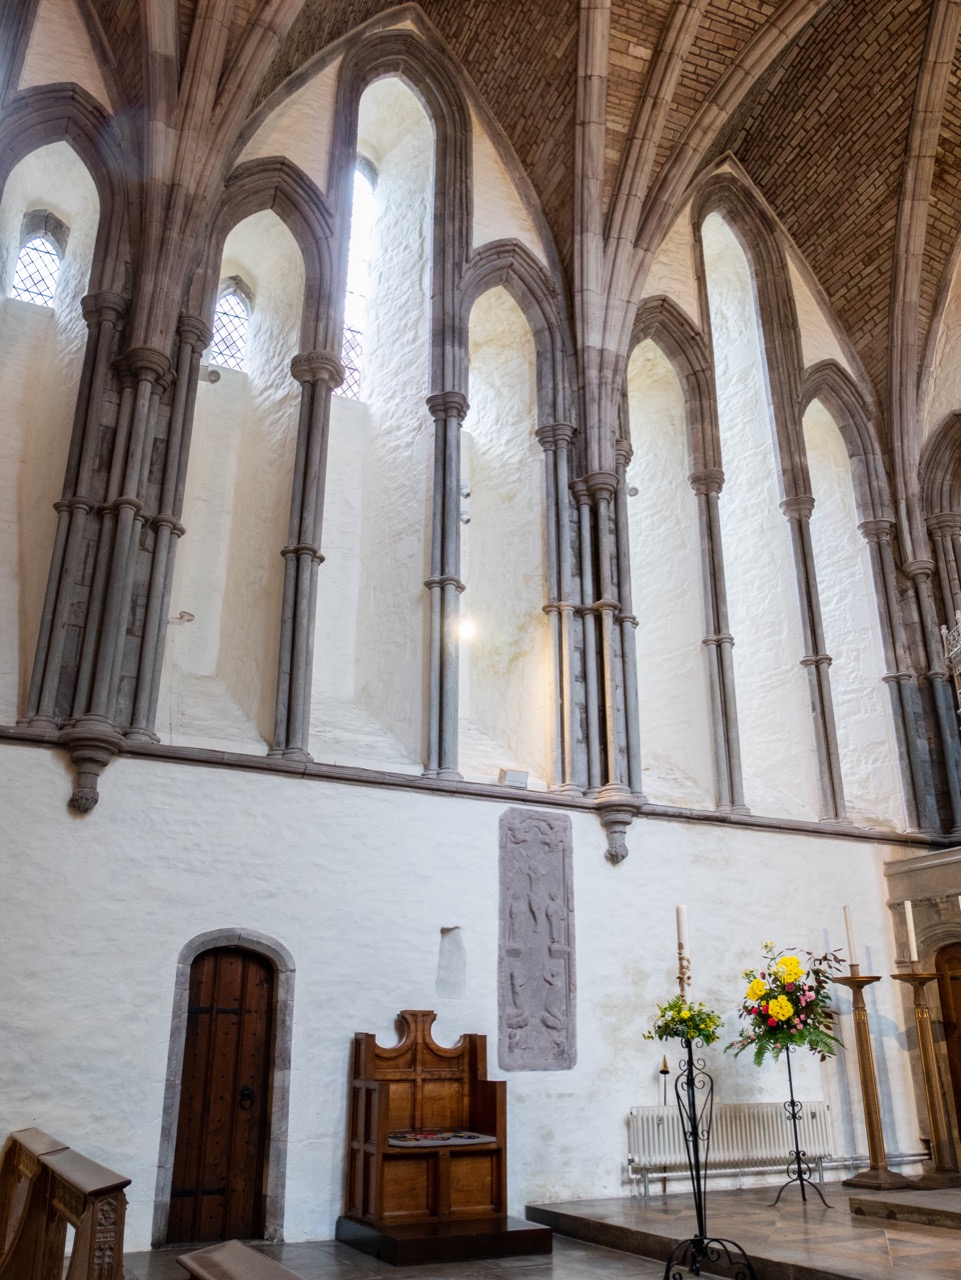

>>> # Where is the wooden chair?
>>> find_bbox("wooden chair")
[336,1010,550,1264]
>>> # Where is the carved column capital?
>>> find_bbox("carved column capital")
[859,517,895,544]
[585,470,619,502]
[60,716,125,812]
[178,313,213,350]
[291,349,344,387]
[82,290,127,326]
[903,558,936,582]
[926,511,961,537]
[426,390,470,422]
[536,421,576,451]
[120,346,175,390]
[570,477,591,506]
[614,437,633,469]
[689,467,725,495]
[780,494,815,519]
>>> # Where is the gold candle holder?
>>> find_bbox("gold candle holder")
[833,965,912,1189]
[891,966,961,1188]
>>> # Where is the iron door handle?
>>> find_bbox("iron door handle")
[239,1085,254,1110]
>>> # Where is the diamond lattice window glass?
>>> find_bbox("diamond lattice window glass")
[340,166,376,401]
[208,292,250,371]
[9,235,61,305]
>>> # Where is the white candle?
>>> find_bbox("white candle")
[676,904,690,956]
[904,899,919,963]
[843,905,858,966]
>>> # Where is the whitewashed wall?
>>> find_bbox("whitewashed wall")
[804,399,904,829]
[159,212,304,751]
[0,144,99,722]
[0,742,919,1250]
[626,340,715,807]
[461,286,550,787]
[702,211,821,820]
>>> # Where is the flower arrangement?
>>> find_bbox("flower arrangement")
[727,942,843,1066]
[645,993,722,1046]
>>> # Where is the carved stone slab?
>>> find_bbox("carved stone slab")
[498,807,576,1070]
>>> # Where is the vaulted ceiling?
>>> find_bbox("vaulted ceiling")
[69,0,961,430]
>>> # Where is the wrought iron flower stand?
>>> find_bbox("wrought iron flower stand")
[663,1038,758,1280]
[770,1045,829,1207]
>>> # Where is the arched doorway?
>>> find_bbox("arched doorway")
[935,942,961,1150]
[167,947,275,1242]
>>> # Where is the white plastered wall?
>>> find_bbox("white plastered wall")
[787,254,855,376]
[309,78,433,771]
[804,399,904,829]
[640,201,700,327]
[158,212,304,751]
[459,287,550,787]
[702,211,820,820]
[471,109,547,264]
[0,143,99,722]
[0,742,921,1250]
[626,340,714,807]
[237,58,341,196]
[17,0,112,111]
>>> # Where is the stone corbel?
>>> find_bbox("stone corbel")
[60,718,125,812]
[597,797,641,865]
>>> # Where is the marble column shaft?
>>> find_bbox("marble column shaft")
[572,478,602,793]
[271,349,344,759]
[424,390,468,779]
[613,440,643,797]
[690,467,745,811]
[781,493,846,822]
[537,423,582,792]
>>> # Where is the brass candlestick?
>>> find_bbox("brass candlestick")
[833,965,912,1189]
[891,968,961,1188]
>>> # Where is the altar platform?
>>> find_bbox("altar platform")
[527,1184,961,1279]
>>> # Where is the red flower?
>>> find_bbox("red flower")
[768,1018,777,1026]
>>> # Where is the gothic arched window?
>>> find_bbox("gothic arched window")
[9,233,62,306]
[208,282,252,371]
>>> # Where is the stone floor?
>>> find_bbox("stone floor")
[123,1235,665,1280]
[123,1185,961,1280]
[528,1183,961,1279]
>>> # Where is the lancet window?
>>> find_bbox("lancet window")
[339,163,376,402]
[208,279,253,371]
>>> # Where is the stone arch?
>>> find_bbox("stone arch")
[460,238,574,425]
[0,85,128,293]
[192,156,335,355]
[629,294,720,476]
[800,360,893,526]
[921,413,961,519]
[152,928,295,1247]
[331,28,472,395]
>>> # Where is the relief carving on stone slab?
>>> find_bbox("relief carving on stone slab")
[498,807,575,1070]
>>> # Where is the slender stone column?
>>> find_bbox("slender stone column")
[690,468,746,812]
[128,314,211,742]
[25,291,127,726]
[780,494,847,822]
[927,513,961,619]
[613,440,644,798]
[271,349,344,760]
[422,391,468,779]
[586,470,630,799]
[536,423,582,793]
[859,519,936,831]
[904,558,961,835]
[571,478,601,793]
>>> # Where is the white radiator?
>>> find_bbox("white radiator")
[628,1101,834,1195]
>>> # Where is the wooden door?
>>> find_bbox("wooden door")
[935,942,961,1148]
[168,948,274,1243]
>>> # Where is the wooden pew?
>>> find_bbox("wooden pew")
[0,1128,129,1280]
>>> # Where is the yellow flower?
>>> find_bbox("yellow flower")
[768,995,794,1022]
[746,978,767,1001]
[775,955,804,984]
[680,1010,691,1019]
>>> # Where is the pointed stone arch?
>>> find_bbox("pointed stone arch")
[0,84,128,293]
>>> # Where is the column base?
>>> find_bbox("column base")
[903,1165,961,1189]
[842,1165,914,1190]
